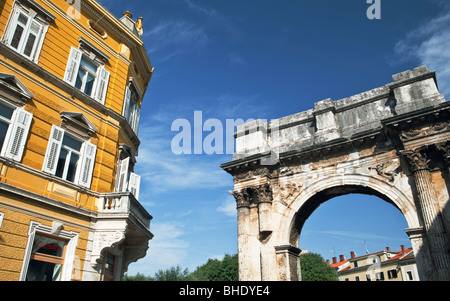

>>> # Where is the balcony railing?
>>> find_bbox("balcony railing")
[98,192,152,229]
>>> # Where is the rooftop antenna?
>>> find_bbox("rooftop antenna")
[364,240,370,254]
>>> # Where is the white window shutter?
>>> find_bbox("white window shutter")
[128,172,141,200]
[3,108,33,162]
[63,47,82,86]
[134,106,140,135]
[94,66,110,104]
[77,142,97,189]
[122,86,131,119]
[118,157,130,192]
[42,125,64,174]
[23,19,43,59]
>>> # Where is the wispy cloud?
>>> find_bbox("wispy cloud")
[392,9,450,98]
[128,221,189,275]
[217,195,237,218]
[143,20,208,62]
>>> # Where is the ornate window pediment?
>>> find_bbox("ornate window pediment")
[0,73,34,104]
[60,111,98,139]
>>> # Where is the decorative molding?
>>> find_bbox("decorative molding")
[90,228,127,268]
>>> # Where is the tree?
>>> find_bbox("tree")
[121,253,239,281]
[154,265,191,281]
[189,253,238,281]
[300,253,338,281]
[122,273,154,281]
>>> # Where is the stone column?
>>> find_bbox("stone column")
[403,149,450,280]
[230,188,261,281]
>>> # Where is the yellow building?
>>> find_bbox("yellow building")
[328,246,420,281]
[0,0,154,281]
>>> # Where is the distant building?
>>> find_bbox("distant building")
[327,246,420,281]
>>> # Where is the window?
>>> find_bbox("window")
[0,100,33,162]
[2,1,54,62]
[63,46,110,104]
[355,276,360,281]
[42,125,97,189]
[407,271,414,281]
[20,221,79,282]
[122,82,141,135]
[387,269,398,279]
[115,156,141,200]
[55,134,83,183]
[25,234,67,281]
[375,271,384,281]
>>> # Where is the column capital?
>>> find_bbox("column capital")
[401,148,430,172]
[230,183,273,208]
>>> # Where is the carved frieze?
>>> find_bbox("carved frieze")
[233,166,274,183]
[400,121,450,142]
[369,159,400,182]
[279,182,303,207]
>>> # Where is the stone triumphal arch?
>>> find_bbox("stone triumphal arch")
[221,66,450,281]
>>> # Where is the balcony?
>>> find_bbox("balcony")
[98,192,152,231]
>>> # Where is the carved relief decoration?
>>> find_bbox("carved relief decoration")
[369,160,400,182]
[91,230,127,268]
[279,182,303,207]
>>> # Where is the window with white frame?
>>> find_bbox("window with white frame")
[0,99,33,162]
[42,125,97,189]
[115,152,141,200]
[122,82,141,135]
[2,1,54,63]
[63,46,110,104]
[0,212,4,229]
[20,221,79,282]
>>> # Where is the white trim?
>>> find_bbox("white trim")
[19,221,79,281]
[0,212,4,229]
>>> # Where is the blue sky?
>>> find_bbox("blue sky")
[98,0,450,275]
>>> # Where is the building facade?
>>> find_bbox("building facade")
[328,246,420,281]
[0,0,154,281]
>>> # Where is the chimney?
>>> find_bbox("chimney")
[326,260,330,265]
[122,11,133,19]
[386,247,390,252]
[401,245,406,254]
[339,255,345,262]
[332,257,337,264]
[350,251,355,259]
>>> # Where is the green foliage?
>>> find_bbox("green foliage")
[122,253,238,281]
[189,253,238,281]
[154,265,191,281]
[300,252,339,281]
[122,272,154,281]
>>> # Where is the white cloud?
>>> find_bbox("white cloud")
[127,221,189,276]
[217,195,237,218]
[393,9,450,98]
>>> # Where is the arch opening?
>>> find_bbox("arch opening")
[298,193,411,262]
[289,185,405,247]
